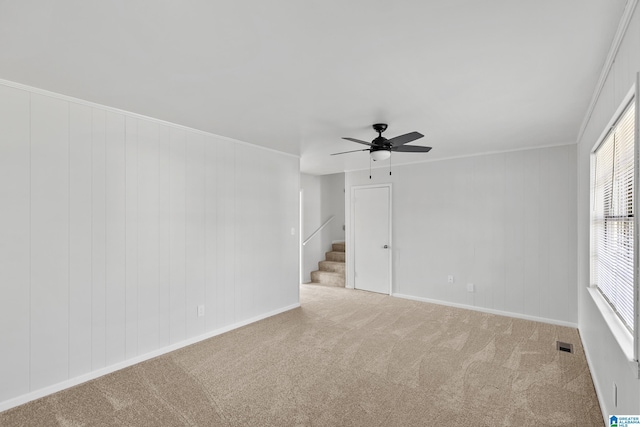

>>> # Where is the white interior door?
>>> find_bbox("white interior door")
[353,185,391,294]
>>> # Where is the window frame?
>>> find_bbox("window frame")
[591,98,635,332]
[589,82,639,366]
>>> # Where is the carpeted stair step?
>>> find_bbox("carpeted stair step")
[332,242,345,252]
[319,260,346,274]
[325,251,345,262]
[310,270,345,287]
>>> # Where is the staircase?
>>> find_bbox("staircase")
[310,242,345,287]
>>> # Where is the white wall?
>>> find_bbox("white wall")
[321,173,346,250]
[301,174,321,283]
[301,173,345,282]
[577,2,640,418]
[0,81,300,408]
[346,145,577,326]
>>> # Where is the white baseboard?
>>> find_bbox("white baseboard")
[0,302,300,413]
[392,293,578,329]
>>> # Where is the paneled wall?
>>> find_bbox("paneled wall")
[345,144,577,325]
[0,82,300,406]
[576,2,640,418]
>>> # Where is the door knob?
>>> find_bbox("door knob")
[383,245,389,249]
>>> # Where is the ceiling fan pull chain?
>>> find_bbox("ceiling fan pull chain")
[389,151,392,176]
[369,156,372,179]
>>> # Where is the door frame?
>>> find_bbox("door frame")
[348,183,392,294]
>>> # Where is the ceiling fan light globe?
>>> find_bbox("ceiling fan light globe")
[371,150,391,161]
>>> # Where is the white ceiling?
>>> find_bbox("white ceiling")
[0,1,627,174]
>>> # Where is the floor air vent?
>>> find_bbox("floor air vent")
[557,341,574,354]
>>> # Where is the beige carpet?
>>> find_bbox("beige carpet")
[1,284,602,426]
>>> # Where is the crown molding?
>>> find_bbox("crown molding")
[577,0,639,144]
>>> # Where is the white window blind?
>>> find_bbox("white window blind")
[592,100,636,332]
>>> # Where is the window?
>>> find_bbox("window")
[591,99,636,332]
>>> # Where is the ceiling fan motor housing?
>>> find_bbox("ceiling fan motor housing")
[372,136,390,148]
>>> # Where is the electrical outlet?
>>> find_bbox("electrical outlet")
[467,283,474,292]
[197,305,205,317]
[447,275,454,284]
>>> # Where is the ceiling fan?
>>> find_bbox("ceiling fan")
[332,123,432,161]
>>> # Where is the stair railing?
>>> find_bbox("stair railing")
[302,216,335,246]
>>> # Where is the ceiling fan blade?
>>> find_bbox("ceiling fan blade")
[387,131,424,146]
[391,145,432,153]
[342,137,373,146]
[330,148,370,156]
